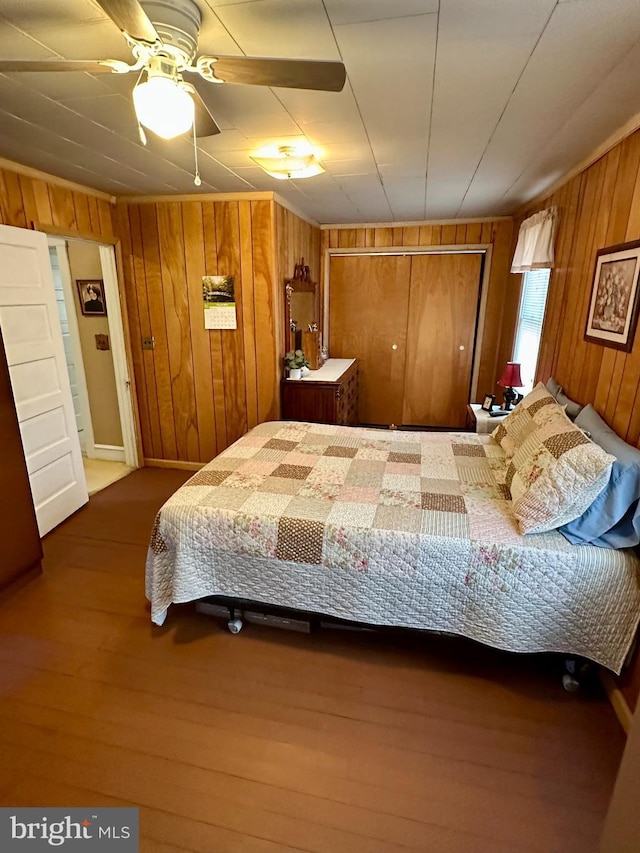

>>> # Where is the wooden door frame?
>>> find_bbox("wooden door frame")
[324,244,493,404]
[35,224,143,468]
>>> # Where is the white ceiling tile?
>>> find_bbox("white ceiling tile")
[335,14,436,170]
[0,0,640,220]
[460,0,640,213]
[324,0,439,27]
[232,111,302,138]
[211,0,341,60]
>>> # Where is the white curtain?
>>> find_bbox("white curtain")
[511,207,557,272]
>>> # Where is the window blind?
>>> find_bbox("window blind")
[513,268,551,392]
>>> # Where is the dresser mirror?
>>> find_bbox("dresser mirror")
[285,277,320,353]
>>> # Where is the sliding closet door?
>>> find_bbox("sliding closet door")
[329,255,411,425]
[402,253,483,428]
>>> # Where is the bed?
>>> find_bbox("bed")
[145,418,640,674]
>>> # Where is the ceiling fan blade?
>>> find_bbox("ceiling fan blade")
[197,56,346,92]
[95,0,160,44]
[0,59,121,73]
[189,80,221,138]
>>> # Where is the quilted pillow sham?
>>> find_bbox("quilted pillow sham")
[491,382,564,457]
[506,407,615,535]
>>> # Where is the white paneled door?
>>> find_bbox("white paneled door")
[0,225,88,536]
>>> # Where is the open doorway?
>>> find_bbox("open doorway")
[48,236,138,495]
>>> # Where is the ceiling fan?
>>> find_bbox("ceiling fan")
[0,0,347,141]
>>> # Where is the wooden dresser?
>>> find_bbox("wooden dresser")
[281,358,359,425]
[0,327,42,592]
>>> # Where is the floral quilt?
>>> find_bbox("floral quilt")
[146,421,640,672]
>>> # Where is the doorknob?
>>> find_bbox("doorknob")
[391,343,398,350]
[459,345,465,351]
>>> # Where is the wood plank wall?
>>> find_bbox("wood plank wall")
[321,220,516,399]
[114,198,285,465]
[508,127,640,714]
[0,165,115,240]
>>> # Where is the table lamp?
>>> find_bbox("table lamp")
[497,362,524,411]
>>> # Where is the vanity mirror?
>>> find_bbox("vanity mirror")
[285,261,321,367]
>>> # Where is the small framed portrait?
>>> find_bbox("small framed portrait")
[584,239,640,351]
[481,394,495,412]
[77,279,106,317]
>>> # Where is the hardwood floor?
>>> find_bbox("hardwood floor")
[0,469,625,852]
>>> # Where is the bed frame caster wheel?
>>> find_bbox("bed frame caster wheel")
[562,673,581,692]
[228,618,243,634]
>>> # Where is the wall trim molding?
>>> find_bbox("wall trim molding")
[117,191,276,204]
[600,669,633,734]
[0,156,115,203]
[93,444,126,463]
[144,458,204,471]
[321,216,513,230]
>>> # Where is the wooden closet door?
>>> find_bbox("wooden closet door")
[329,255,411,425]
[402,253,483,428]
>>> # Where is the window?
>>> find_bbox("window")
[512,268,551,392]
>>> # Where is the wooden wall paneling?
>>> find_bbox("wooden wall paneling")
[466,223,482,244]
[601,136,640,427]
[139,203,178,460]
[574,152,619,408]
[17,175,38,227]
[156,202,199,462]
[215,201,248,446]
[202,202,228,454]
[374,227,393,247]
[477,220,515,400]
[251,200,278,423]
[97,198,115,238]
[392,226,404,245]
[88,195,102,236]
[455,224,467,243]
[614,147,640,441]
[72,191,93,235]
[114,204,154,459]
[239,202,258,431]
[182,202,217,463]
[338,229,357,249]
[402,226,420,246]
[31,179,53,224]
[129,204,163,459]
[48,184,78,232]
[0,171,11,224]
[0,170,27,228]
[418,225,438,245]
[553,160,604,397]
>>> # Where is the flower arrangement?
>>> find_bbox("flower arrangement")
[285,349,310,371]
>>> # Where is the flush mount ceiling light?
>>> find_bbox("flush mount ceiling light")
[250,146,325,180]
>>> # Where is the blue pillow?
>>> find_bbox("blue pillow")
[545,376,583,421]
[559,405,640,548]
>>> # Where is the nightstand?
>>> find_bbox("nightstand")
[467,403,508,434]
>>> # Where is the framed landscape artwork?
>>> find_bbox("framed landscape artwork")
[584,239,640,352]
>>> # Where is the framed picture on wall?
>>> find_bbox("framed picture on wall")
[77,279,107,317]
[584,239,640,352]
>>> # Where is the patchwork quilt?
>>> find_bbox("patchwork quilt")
[146,421,640,672]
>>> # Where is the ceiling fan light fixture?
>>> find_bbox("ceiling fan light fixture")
[250,145,324,180]
[133,74,194,139]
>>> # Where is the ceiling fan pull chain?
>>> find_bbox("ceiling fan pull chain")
[192,121,201,187]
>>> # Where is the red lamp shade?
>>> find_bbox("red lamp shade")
[498,362,523,388]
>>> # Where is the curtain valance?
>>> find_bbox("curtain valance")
[511,207,557,273]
